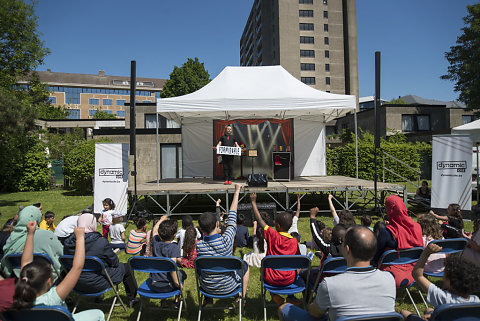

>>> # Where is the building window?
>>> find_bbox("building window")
[325,64,330,72]
[300,49,315,57]
[323,11,328,18]
[102,99,112,105]
[88,109,97,117]
[301,63,315,71]
[325,50,330,58]
[324,24,328,32]
[142,100,151,103]
[145,114,180,129]
[299,10,314,17]
[402,115,431,132]
[326,77,331,85]
[88,98,99,105]
[300,23,314,31]
[47,96,56,104]
[67,109,80,119]
[161,144,182,179]
[116,110,125,117]
[462,115,475,125]
[301,77,316,85]
[300,36,314,44]
[299,0,313,3]
[116,99,125,106]
[106,110,113,115]
[324,37,329,45]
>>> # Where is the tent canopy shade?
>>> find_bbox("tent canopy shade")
[156,66,356,123]
[452,119,480,144]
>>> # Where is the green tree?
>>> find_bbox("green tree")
[92,109,117,119]
[388,97,407,104]
[160,57,211,98]
[441,4,480,109]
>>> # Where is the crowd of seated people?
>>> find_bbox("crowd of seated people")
[0,188,479,321]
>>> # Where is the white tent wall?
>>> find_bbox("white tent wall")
[182,118,212,178]
[294,118,326,176]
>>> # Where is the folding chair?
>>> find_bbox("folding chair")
[128,256,187,321]
[309,256,347,302]
[59,255,127,321]
[430,302,480,321]
[2,305,74,321]
[378,247,425,316]
[335,311,404,321]
[3,252,61,280]
[194,256,245,321]
[424,238,468,278]
[260,255,311,321]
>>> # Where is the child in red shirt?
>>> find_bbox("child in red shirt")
[250,193,300,304]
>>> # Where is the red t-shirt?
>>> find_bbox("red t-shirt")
[263,226,300,286]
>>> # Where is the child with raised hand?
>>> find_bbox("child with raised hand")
[328,194,355,227]
[98,198,115,239]
[251,192,300,306]
[429,203,464,238]
[417,213,445,274]
[287,194,302,235]
[13,221,104,320]
[401,243,480,321]
[150,215,186,301]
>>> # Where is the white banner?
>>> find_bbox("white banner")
[94,143,129,214]
[217,146,241,156]
[431,135,472,210]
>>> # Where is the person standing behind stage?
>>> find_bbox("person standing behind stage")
[214,125,240,185]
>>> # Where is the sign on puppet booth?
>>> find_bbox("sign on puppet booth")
[213,119,293,180]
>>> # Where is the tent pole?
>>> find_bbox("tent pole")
[354,107,358,181]
[477,143,479,203]
[156,112,159,185]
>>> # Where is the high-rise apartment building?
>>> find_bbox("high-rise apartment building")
[240,0,358,97]
[26,69,166,119]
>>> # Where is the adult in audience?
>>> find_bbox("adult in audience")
[54,215,79,245]
[63,213,138,307]
[373,195,423,287]
[1,206,63,281]
[279,226,396,320]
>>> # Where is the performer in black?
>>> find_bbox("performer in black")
[214,125,240,185]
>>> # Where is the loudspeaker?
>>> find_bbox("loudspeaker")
[247,173,268,187]
[273,152,291,181]
[237,202,276,227]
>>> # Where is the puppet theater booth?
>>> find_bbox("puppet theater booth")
[132,66,404,215]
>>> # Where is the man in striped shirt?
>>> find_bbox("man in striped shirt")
[196,183,250,305]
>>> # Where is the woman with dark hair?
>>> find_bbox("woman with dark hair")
[63,214,138,307]
[213,125,241,185]
[374,195,423,287]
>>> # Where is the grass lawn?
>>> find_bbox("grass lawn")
[0,189,475,320]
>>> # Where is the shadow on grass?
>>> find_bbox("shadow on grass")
[0,199,29,207]
[62,189,92,196]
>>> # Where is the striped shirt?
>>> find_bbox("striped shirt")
[196,210,238,294]
[126,229,146,254]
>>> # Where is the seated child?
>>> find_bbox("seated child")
[361,214,373,231]
[150,216,186,296]
[328,194,356,227]
[196,184,249,305]
[430,203,464,238]
[12,220,104,320]
[39,211,56,232]
[109,213,126,252]
[462,218,480,267]
[417,213,445,274]
[243,220,267,268]
[251,192,299,305]
[401,243,480,321]
[126,217,147,255]
[235,213,249,248]
[179,226,198,269]
[176,215,202,255]
[290,232,307,256]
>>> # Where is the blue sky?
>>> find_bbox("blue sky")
[34,0,477,102]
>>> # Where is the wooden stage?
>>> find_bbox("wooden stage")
[130,176,405,215]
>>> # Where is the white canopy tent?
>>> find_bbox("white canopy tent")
[155,65,357,179]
